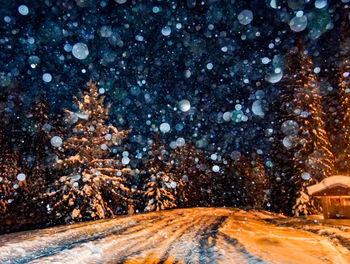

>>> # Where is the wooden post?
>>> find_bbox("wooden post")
[322,197,329,219]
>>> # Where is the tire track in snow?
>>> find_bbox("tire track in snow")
[27,213,188,263]
[0,214,161,264]
[1,208,350,264]
[197,216,227,264]
[219,233,268,264]
[115,215,206,263]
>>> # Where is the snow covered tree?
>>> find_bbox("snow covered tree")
[0,87,32,231]
[144,132,169,173]
[287,45,335,216]
[144,169,176,211]
[0,147,34,232]
[337,19,350,173]
[271,42,335,216]
[46,80,133,222]
[0,147,18,217]
[337,62,350,172]
[0,100,11,215]
[142,133,176,211]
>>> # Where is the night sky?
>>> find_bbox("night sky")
[0,0,348,162]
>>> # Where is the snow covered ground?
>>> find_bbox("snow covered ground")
[0,207,349,264]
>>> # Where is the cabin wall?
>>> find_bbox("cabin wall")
[322,197,350,219]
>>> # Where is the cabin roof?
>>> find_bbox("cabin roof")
[307,175,350,196]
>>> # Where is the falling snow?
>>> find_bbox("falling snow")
[238,10,254,25]
[16,173,26,181]
[178,100,191,112]
[0,2,350,258]
[50,136,63,148]
[160,122,171,133]
[161,26,172,36]
[42,73,52,83]
[18,5,29,16]
[72,43,89,60]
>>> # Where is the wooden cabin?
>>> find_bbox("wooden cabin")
[307,176,350,219]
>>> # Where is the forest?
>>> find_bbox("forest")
[1,29,349,234]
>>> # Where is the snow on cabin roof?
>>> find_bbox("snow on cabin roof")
[307,176,350,196]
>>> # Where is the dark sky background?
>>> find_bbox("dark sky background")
[0,0,348,165]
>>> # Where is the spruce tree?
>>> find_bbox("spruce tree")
[46,81,133,222]
[221,154,250,207]
[288,45,335,215]
[0,144,17,216]
[0,147,23,229]
[338,60,350,173]
[337,19,350,173]
[210,157,228,207]
[245,153,268,209]
[0,90,32,231]
[270,74,299,215]
[143,133,176,211]
[169,144,210,208]
[25,95,53,185]
[144,169,176,211]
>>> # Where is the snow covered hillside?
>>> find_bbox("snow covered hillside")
[0,207,349,264]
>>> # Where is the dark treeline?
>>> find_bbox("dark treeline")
[0,81,269,234]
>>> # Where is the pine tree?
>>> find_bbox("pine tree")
[46,81,133,222]
[0,147,24,229]
[25,95,53,185]
[144,169,176,211]
[270,73,300,215]
[221,154,249,207]
[143,133,176,211]
[207,152,233,207]
[0,89,29,231]
[338,61,350,173]
[1,80,29,153]
[210,158,227,207]
[169,144,210,208]
[145,132,169,173]
[337,19,350,173]
[0,99,10,215]
[288,44,335,215]
[0,144,17,216]
[245,153,268,209]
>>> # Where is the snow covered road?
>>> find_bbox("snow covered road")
[0,207,349,264]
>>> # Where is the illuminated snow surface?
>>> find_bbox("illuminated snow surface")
[1,208,350,264]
